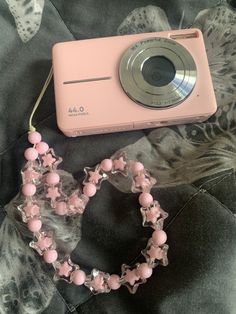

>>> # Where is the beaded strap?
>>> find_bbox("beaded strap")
[18,131,169,294]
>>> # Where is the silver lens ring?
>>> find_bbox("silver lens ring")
[119,37,197,109]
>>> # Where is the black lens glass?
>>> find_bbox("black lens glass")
[142,56,176,87]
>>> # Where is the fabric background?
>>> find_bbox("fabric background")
[0,1,236,313]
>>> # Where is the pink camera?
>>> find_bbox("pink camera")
[52,28,217,137]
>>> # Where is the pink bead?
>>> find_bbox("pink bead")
[24,147,38,161]
[131,161,144,174]
[46,172,60,185]
[83,183,96,197]
[28,131,42,144]
[27,218,42,232]
[108,274,121,290]
[137,263,153,279]
[55,201,67,215]
[69,195,80,206]
[72,270,86,285]
[22,183,36,196]
[139,192,153,207]
[100,159,113,172]
[152,230,167,246]
[43,249,58,264]
[36,142,49,155]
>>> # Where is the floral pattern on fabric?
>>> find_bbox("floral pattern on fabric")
[5,0,44,42]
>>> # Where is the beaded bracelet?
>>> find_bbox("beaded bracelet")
[18,131,169,294]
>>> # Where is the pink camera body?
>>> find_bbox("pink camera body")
[52,29,217,137]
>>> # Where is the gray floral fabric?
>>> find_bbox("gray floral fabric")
[4,0,45,43]
[0,1,236,314]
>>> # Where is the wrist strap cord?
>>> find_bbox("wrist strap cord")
[28,66,53,132]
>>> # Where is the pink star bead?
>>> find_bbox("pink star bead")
[36,236,53,250]
[42,154,56,167]
[146,206,161,224]
[134,174,150,188]
[23,203,40,217]
[58,261,73,277]
[113,157,126,171]
[91,274,105,291]
[23,169,40,182]
[88,170,102,184]
[147,246,164,260]
[46,187,60,201]
[124,269,140,286]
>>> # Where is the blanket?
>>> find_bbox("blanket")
[0,1,235,313]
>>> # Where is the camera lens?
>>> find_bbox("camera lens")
[142,56,176,87]
[119,37,197,108]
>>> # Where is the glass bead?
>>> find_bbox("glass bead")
[29,231,54,255]
[120,264,147,294]
[131,169,157,193]
[53,256,79,283]
[140,200,168,229]
[84,269,111,294]
[142,241,169,268]
[111,151,129,176]
[83,165,108,189]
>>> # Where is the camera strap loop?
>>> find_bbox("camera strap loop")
[28,66,53,133]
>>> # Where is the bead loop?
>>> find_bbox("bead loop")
[18,132,169,294]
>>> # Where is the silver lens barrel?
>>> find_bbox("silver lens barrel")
[119,37,197,109]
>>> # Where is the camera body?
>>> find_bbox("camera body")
[52,28,217,137]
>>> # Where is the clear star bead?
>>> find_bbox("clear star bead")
[38,148,62,171]
[111,151,129,176]
[142,240,169,268]
[131,169,157,193]
[44,182,64,208]
[17,201,42,222]
[83,165,108,189]
[67,189,89,215]
[53,256,79,282]
[21,161,42,185]
[120,264,146,294]
[84,269,111,294]
[29,231,55,255]
[140,200,169,230]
